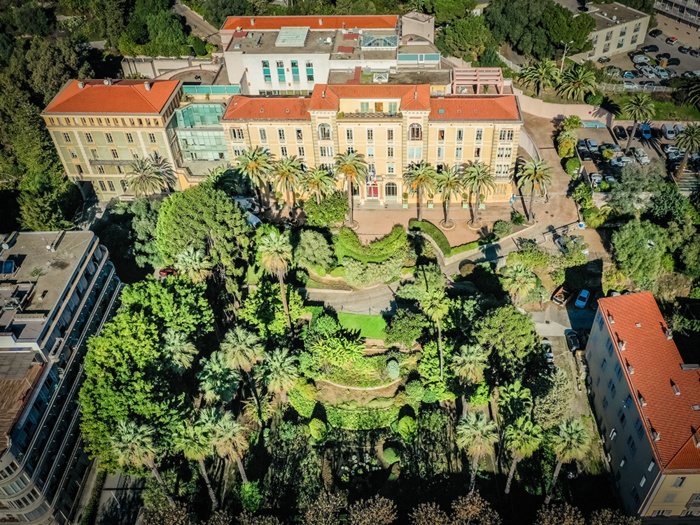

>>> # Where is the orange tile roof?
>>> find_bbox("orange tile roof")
[222,15,398,31]
[43,79,180,115]
[598,292,700,471]
[308,84,431,111]
[223,96,311,120]
[429,96,520,121]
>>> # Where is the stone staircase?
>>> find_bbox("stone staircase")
[674,170,700,195]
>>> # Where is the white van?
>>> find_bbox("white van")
[674,124,685,135]
[662,124,677,140]
[633,55,651,64]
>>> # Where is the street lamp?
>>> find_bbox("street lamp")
[561,40,574,74]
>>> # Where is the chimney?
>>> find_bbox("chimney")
[652,430,661,442]
[665,328,673,340]
[672,382,681,396]
[638,392,647,406]
[103,78,112,86]
[144,81,152,91]
[319,18,323,26]
[251,18,255,26]
[626,363,634,375]
[78,81,85,89]
[607,314,614,324]
[414,91,417,99]
[322,90,325,98]
[618,340,626,351]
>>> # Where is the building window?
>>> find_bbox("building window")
[62,132,71,143]
[617,408,626,427]
[367,129,374,141]
[97,165,104,174]
[607,339,614,356]
[601,358,607,370]
[259,129,267,142]
[232,128,244,140]
[298,146,305,157]
[375,102,384,112]
[408,146,422,159]
[438,129,445,141]
[648,459,656,472]
[99,180,106,191]
[500,129,514,141]
[233,147,246,156]
[631,487,640,506]
[389,102,397,114]
[69,149,77,159]
[105,132,113,143]
[367,146,374,157]
[620,27,627,37]
[387,163,395,175]
[409,123,422,141]
[634,22,641,33]
[614,362,623,381]
[497,147,512,159]
[126,132,134,143]
[602,396,609,408]
[320,146,333,157]
[262,60,269,68]
[280,146,288,157]
[631,35,638,45]
[85,132,93,143]
[608,379,616,398]
[455,147,462,160]
[620,456,627,468]
[111,149,119,159]
[131,149,139,159]
[148,133,156,143]
[634,418,644,438]
[672,477,686,488]
[627,435,637,456]
[387,129,394,141]
[346,146,355,154]
[474,147,482,158]
[617,38,625,49]
[385,182,397,197]
[457,129,464,141]
[361,102,369,113]
[318,124,331,141]
[76,164,83,174]
[293,129,302,141]
[118,166,124,174]
[605,30,613,42]
[475,129,483,142]
[346,128,353,141]
[603,43,611,53]
[108,180,115,191]
[278,129,286,141]
[387,146,394,158]
[437,147,444,159]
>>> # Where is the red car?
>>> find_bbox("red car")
[158,267,178,277]
[666,37,677,45]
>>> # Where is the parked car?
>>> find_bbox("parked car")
[680,46,692,54]
[622,70,638,78]
[577,139,588,151]
[639,65,656,78]
[640,123,652,139]
[666,36,678,45]
[552,285,570,307]
[663,144,680,154]
[654,67,670,79]
[600,143,621,153]
[611,156,634,167]
[585,138,599,152]
[667,57,681,66]
[641,44,659,53]
[605,175,617,184]
[675,123,686,135]
[598,56,611,64]
[668,151,684,162]
[566,331,581,352]
[575,289,591,309]
[623,80,638,90]
[649,29,662,38]
[590,173,603,187]
[542,338,555,368]
[640,81,661,88]
[580,149,592,161]
[614,126,628,141]
[656,52,671,61]
[606,66,622,77]
[633,54,651,64]
[589,290,605,311]
[691,49,700,58]
[634,147,650,165]
[683,70,699,78]
[662,123,677,140]
[159,266,178,277]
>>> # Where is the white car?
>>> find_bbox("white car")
[655,67,670,79]
[605,175,617,184]
[575,290,591,309]
[633,55,651,64]
[590,173,603,186]
[623,81,638,90]
[634,148,650,164]
[611,156,634,167]
[640,65,657,78]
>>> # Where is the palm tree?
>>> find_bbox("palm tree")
[221,327,264,415]
[334,151,368,227]
[151,155,176,193]
[110,420,175,507]
[237,146,272,204]
[264,348,299,402]
[455,411,499,494]
[516,160,553,222]
[403,162,437,222]
[435,165,464,227]
[519,59,560,96]
[209,411,250,485]
[272,156,303,210]
[257,228,293,328]
[497,380,534,422]
[423,292,449,381]
[172,421,218,509]
[462,162,495,224]
[126,157,162,197]
[504,417,543,494]
[452,344,488,417]
[544,418,591,504]
[675,123,700,179]
[302,167,336,205]
[501,263,538,304]
[688,78,700,107]
[197,351,241,404]
[174,247,213,283]
[557,65,596,102]
[161,329,198,372]
[622,93,655,151]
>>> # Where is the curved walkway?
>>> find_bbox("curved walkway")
[317,378,401,391]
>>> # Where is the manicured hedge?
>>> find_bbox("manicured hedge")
[334,225,408,263]
[408,219,452,257]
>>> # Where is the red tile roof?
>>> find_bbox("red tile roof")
[222,15,398,31]
[337,46,354,54]
[343,33,359,40]
[598,292,700,471]
[308,84,431,111]
[43,80,180,115]
[430,96,520,121]
[223,96,311,120]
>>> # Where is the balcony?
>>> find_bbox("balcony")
[655,0,700,24]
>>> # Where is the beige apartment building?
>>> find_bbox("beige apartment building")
[221,82,522,205]
[586,292,700,522]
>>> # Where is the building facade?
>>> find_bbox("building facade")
[586,292,700,522]
[221,83,522,205]
[0,231,121,524]
[42,79,183,201]
[655,0,700,30]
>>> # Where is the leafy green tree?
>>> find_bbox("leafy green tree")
[675,123,700,178]
[649,184,691,224]
[611,220,670,289]
[110,420,175,507]
[557,65,596,102]
[398,416,418,442]
[293,230,335,272]
[264,349,299,402]
[403,162,437,222]
[203,0,253,27]
[309,419,327,441]
[435,165,464,227]
[425,0,477,24]
[498,380,533,421]
[384,309,427,351]
[441,16,494,60]
[130,198,163,269]
[303,190,349,227]
[456,411,499,493]
[236,146,271,204]
[622,94,655,151]
[239,281,305,339]
[504,417,542,494]
[519,60,559,96]
[175,247,214,283]
[608,160,665,216]
[516,159,552,221]
[532,368,573,430]
[302,167,336,205]
[334,151,368,226]
[197,351,241,405]
[463,162,495,224]
[172,420,218,509]
[220,326,263,414]
[161,329,198,373]
[257,228,293,328]
[500,263,538,303]
[142,503,193,525]
[208,410,250,484]
[272,156,303,209]
[544,418,591,504]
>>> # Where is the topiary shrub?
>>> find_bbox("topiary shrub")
[408,219,452,257]
[602,149,614,160]
[309,418,327,441]
[511,211,525,225]
[382,446,400,465]
[566,157,581,177]
[304,191,349,227]
[422,389,437,403]
[585,92,604,106]
[240,481,263,512]
[397,416,417,442]
[493,220,513,238]
[405,380,425,401]
[386,358,400,380]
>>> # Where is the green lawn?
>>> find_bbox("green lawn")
[337,313,387,340]
[612,94,700,121]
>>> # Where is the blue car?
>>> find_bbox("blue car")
[640,123,652,140]
[622,70,637,78]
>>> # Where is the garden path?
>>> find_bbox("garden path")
[316,378,401,391]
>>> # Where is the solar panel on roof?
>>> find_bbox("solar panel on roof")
[275,26,310,47]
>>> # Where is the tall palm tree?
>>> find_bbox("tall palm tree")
[272,156,303,210]
[197,350,241,404]
[675,123,700,179]
[302,167,336,205]
[516,159,552,222]
[172,421,218,509]
[257,228,293,328]
[151,155,176,193]
[423,291,449,381]
[126,158,162,197]
[110,420,175,507]
[264,348,299,402]
[462,162,495,224]
[451,344,489,417]
[161,329,198,372]
[504,417,543,494]
[403,162,437,222]
[557,65,596,102]
[455,411,499,494]
[435,165,464,227]
[544,418,591,504]
[622,93,655,151]
[497,380,534,422]
[334,151,368,227]
[174,247,213,283]
[220,326,264,415]
[687,78,700,107]
[209,411,250,485]
[501,263,538,304]
[519,59,560,96]
[237,146,272,204]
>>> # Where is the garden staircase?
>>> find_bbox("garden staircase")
[674,169,700,196]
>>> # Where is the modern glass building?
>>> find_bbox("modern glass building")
[171,103,230,163]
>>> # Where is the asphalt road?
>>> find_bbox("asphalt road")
[173,1,221,47]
